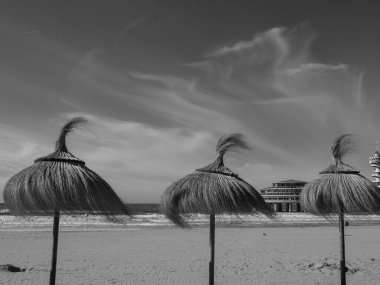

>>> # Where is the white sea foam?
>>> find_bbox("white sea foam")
[1,213,380,232]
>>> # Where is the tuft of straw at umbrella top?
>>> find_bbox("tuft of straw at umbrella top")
[301,134,380,215]
[3,117,130,220]
[161,133,274,227]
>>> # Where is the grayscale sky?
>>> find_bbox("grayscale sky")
[1,0,380,203]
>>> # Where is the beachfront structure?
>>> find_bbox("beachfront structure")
[369,150,380,187]
[260,179,307,212]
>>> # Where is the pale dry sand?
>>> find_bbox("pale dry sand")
[1,226,380,285]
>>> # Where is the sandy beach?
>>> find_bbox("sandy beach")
[1,223,380,285]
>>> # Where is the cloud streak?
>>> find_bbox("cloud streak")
[1,22,379,202]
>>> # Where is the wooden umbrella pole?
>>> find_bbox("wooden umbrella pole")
[338,210,346,285]
[49,209,60,285]
[209,212,215,285]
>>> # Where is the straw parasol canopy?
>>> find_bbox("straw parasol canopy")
[3,117,130,218]
[300,134,380,285]
[2,117,130,285]
[161,133,273,285]
[301,134,380,215]
[161,133,274,227]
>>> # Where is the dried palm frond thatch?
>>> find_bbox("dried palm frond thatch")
[301,134,380,215]
[4,117,130,218]
[161,133,273,227]
[161,133,274,285]
[300,134,380,285]
[3,117,130,285]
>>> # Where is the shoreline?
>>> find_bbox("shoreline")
[1,218,380,232]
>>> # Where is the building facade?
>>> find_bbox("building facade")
[369,150,380,187]
[260,179,307,212]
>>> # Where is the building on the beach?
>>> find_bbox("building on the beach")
[259,179,307,212]
[369,150,380,187]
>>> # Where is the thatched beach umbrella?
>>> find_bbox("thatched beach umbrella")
[3,117,130,285]
[161,134,274,285]
[301,134,380,285]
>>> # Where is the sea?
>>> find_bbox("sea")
[1,204,380,231]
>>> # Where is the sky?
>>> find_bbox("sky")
[1,0,380,203]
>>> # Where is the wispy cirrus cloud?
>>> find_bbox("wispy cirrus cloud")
[281,63,348,75]
[58,113,222,202]
[185,25,372,162]
[1,21,378,202]
[63,24,377,186]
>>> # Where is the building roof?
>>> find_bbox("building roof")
[276,179,308,184]
[260,179,308,192]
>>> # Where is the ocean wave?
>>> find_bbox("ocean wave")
[0,213,380,231]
